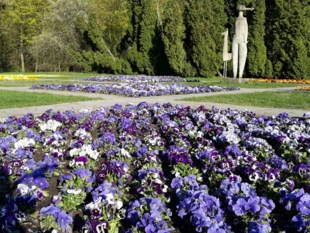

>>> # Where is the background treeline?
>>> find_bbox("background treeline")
[0,0,309,78]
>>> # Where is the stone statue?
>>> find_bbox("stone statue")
[221,29,232,78]
[232,5,254,79]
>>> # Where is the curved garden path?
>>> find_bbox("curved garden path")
[0,86,307,118]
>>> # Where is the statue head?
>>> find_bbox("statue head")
[237,5,254,12]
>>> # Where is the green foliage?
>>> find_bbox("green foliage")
[91,0,130,54]
[246,0,267,77]
[0,0,309,78]
[127,0,157,74]
[162,0,193,76]
[58,192,87,212]
[1,0,48,71]
[184,0,227,77]
[40,215,62,232]
[265,0,310,78]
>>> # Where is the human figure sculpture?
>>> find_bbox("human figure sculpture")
[232,5,254,79]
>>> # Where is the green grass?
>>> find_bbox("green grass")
[179,91,310,110]
[0,90,102,109]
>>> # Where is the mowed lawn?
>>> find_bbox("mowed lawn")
[0,90,102,109]
[180,91,310,110]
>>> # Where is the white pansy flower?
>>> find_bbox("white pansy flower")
[67,189,82,195]
[80,108,92,114]
[154,178,163,184]
[69,160,75,167]
[17,184,30,196]
[121,148,130,157]
[82,144,99,160]
[69,148,80,157]
[38,119,62,132]
[14,138,35,149]
[116,201,123,210]
[74,128,91,140]
[105,193,114,205]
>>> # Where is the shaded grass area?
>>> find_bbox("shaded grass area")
[179,91,310,110]
[0,90,102,109]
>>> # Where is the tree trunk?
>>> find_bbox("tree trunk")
[20,51,25,72]
[20,25,25,72]
[35,58,38,72]
[155,0,163,28]
[101,39,116,61]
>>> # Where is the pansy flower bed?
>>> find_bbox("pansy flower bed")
[0,103,310,233]
[80,75,184,83]
[30,83,239,97]
[0,74,67,81]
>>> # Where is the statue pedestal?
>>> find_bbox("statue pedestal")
[220,77,250,84]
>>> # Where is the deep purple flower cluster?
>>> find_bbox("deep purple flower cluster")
[31,83,240,97]
[0,202,26,232]
[136,167,168,200]
[96,160,131,184]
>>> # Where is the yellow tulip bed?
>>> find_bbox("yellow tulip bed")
[250,78,310,84]
[0,74,67,81]
[295,86,310,91]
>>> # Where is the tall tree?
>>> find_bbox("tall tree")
[31,0,89,71]
[265,0,310,78]
[244,0,267,77]
[90,0,130,57]
[2,0,47,72]
[162,0,195,76]
[127,0,157,74]
[126,0,169,75]
[184,0,227,77]
[0,0,12,71]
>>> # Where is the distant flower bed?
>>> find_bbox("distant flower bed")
[250,78,310,84]
[296,86,310,91]
[0,74,67,81]
[31,83,239,97]
[0,103,310,233]
[0,74,39,81]
[80,75,184,83]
